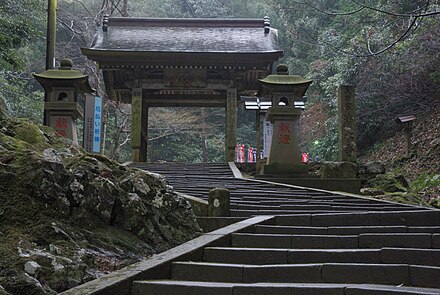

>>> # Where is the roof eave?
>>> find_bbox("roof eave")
[81,48,284,66]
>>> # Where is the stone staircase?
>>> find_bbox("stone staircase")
[128,163,440,295]
[62,163,440,295]
[133,162,420,217]
[131,211,440,294]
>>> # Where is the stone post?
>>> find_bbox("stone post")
[226,88,237,162]
[255,109,261,174]
[338,85,357,163]
[208,188,230,217]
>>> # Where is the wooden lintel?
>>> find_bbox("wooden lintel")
[143,99,226,108]
[139,82,231,90]
[143,95,225,107]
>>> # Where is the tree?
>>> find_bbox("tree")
[0,0,46,122]
[270,0,440,159]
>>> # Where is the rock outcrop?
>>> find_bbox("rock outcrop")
[0,97,201,294]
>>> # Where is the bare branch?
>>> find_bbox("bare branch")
[72,0,95,18]
[364,16,419,56]
[181,0,195,17]
[302,0,365,16]
[148,132,179,142]
[57,17,87,45]
[350,0,439,17]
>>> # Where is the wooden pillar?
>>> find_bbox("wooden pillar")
[131,88,148,162]
[225,88,237,162]
[338,85,357,163]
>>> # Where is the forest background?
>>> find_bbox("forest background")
[1,0,439,174]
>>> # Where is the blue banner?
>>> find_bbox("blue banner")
[92,96,102,153]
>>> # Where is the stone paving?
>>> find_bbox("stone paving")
[130,163,440,294]
[62,162,440,295]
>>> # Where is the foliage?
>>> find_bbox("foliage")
[304,117,339,161]
[0,73,44,123]
[0,0,46,123]
[411,173,440,194]
[0,0,44,70]
[2,0,439,163]
[146,107,226,163]
[129,0,274,18]
[272,0,440,159]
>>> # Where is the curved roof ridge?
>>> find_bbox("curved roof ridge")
[108,17,265,28]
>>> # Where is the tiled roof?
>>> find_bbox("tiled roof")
[86,17,282,55]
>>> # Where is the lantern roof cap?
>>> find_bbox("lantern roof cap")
[259,64,312,86]
[33,59,94,93]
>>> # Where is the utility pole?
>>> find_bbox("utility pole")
[44,0,57,126]
[46,0,57,70]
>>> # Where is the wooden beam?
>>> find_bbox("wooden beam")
[143,94,226,107]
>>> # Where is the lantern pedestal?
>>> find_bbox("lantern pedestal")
[45,102,84,144]
[262,106,308,176]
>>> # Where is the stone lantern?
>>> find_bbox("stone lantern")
[259,64,312,175]
[33,59,93,144]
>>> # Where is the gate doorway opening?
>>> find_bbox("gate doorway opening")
[148,107,225,163]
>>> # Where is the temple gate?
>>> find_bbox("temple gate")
[81,17,283,162]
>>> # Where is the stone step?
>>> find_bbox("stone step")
[171,261,440,288]
[231,209,351,217]
[234,199,415,207]
[234,200,377,205]
[254,225,440,235]
[231,204,409,213]
[132,280,440,295]
[204,247,440,267]
[275,210,440,226]
[344,284,440,295]
[231,233,439,249]
[204,247,381,265]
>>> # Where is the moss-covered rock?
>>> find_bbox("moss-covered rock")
[0,102,202,294]
[368,192,431,208]
[320,161,357,179]
[366,172,409,193]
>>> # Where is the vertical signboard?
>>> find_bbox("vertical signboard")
[84,94,102,153]
[92,96,102,153]
[263,120,273,158]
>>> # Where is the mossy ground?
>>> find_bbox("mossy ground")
[360,108,440,208]
[0,108,201,294]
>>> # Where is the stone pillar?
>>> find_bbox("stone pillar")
[131,88,148,162]
[338,85,357,163]
[141,105,148,161]
[255,109,261,174]
[225,88,237,162]
[208,188,230,217]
